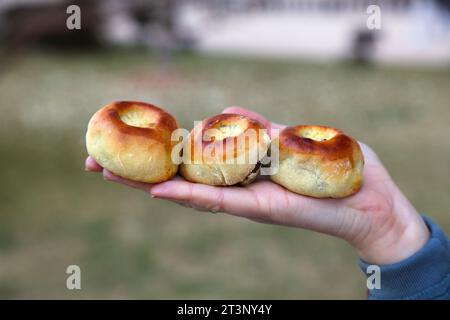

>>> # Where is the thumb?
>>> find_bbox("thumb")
[222,106,285,137]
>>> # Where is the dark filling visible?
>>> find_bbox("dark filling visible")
[249,161,262,174]
[239,161,262,186]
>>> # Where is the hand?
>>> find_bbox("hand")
[85,106,429,265]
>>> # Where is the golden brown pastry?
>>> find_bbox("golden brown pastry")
[86,101,179,183]
[271,125,364,198]
[180,113,270,186]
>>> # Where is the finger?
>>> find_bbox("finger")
[267,122,286,139]
[171,200,212,212]
[269,122,286,131]
[150,179,263,218]
[222,106,272,128]
[102,169,153,192]
[150,178,352,237]
[85,156,103,172]
[222,106,285,138]
[357,141,382,166]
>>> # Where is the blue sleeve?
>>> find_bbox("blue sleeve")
[359,216,450,300]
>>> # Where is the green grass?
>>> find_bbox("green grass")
[0,49,449,298]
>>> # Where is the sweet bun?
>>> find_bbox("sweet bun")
[180,113,270,186]
[271,125,364,198]
[86,101,179,183]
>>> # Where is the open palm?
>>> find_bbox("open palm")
[85,107,428,264]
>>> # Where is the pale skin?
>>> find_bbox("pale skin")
[85,106,430,265]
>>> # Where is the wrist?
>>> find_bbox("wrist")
[355,189,430,265]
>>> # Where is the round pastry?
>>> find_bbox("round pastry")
[270,125,364,198]
[180,113,270,186]
[86,101,179,183]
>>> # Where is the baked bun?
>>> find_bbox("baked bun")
[271,125,364,198]
[86,101,179,183]
[180,114,270,186]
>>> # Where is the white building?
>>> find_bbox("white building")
[177,0,450,67]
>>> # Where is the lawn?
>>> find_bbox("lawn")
[0,49,449,298]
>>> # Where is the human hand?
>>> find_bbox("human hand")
[85,106,429,265]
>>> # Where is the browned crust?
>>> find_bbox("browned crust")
[91,101,178,150]
[279,125,360,165]
[86,101,179,183]
[186,113,267,162]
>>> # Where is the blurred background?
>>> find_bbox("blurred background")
[0,0,449,299]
